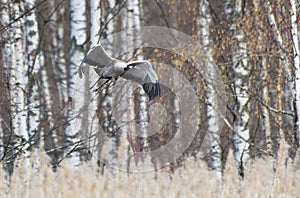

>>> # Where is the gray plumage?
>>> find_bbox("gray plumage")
[79,44,161,100]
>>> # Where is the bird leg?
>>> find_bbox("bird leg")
[89,76,102,90]
[93,78,111,92]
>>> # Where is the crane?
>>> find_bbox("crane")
[79,44,161,100]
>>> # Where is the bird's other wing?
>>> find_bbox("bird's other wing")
[79,44,114,78]
[122,61,161,100]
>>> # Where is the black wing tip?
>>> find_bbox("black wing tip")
[143,82,161,100]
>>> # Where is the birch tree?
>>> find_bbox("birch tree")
[24,0,41,150]
[224,0,251,177]
[77,0,93,162]
[0,50,14,175]
[198,0,222,179]
[90,0,117,173]
[10,1,28,153]
[1,0,19,175]
[126,0,151,168]
[63,0,87,165]
[290,0,300,146]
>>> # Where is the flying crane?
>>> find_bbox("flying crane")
[79,44,161,100]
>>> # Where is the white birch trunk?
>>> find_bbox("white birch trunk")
[131,0,146,143]
[100,0,119,175]
[232,29,250,166]
[67,0,87,165]
[115,0,133,170]
[82,0,100,155]
[129,0,150,165]
[1,0,15,175]
[89,0,116,173]
[24,0,41,149]
[224,0,250,170]
[109,0,122,174]
[199,0,222,179]
[70,0,87,45]
[4,2,28,161]
[290,0,300,145]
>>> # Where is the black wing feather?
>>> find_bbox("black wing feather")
[142,82,161,100]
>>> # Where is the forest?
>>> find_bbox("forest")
[1,0,300,197]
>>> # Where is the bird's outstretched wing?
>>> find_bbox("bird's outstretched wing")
[79,44,114,78]
[122,61,161,100]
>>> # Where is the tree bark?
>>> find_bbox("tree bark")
[199,0,222,179]
[36,0,64,167]
[290,0,300,146]
[0,43,14,176]
[1,0,16,176]
[25,0,41,149]
[224,0,250,178]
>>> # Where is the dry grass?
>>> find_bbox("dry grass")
[1,151,300,198]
